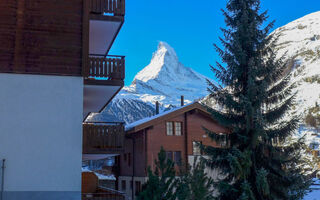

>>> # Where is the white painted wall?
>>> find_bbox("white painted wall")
[0,73,83,192]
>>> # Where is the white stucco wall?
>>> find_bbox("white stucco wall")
[0,73,83,192]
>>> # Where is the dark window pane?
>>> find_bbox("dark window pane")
[174,151,181,166]
[135,181,141,195]
[166,151,173,161]
[121,180,126,191]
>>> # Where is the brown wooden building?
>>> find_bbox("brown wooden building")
[118,102,229,199]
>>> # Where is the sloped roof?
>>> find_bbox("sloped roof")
[125,102,210,133]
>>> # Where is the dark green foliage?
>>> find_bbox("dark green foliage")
[137,147,176,200]
[203,0,311,199]
[175,157,215,200]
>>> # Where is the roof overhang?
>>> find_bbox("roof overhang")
[126,102,212,133]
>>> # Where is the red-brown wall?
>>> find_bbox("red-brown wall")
[120,131,146,177]
[0,0,83,76]
[120,109,229,177]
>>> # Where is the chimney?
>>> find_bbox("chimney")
[155,101,159,115]
[181,95,184,106]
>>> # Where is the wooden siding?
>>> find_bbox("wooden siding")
[120,109,229,177]
[0,0,83,76]
[83,123,125,154]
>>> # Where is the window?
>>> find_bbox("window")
[166,122,173,135]
[175,122,182,136]
[193,141,202,155]
[174,151,182,166]
[121,180,126,191]
[130,180,133,189]
[167,121,182,136]
[219,133,227,147]
[166,151,173,161]
[135,181,142,195]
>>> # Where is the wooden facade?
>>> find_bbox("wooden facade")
[120,103,230,178]
[0,0,125,79]
[0,0,83,75]
[83,122,125,154]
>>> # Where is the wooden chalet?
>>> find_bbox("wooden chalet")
[119,101,229,199]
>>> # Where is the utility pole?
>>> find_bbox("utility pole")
[1,159,5,200]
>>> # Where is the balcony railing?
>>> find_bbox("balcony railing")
[89,0,125,16]
[82,193,125,200]
[83,122,125,154]
[84,55,125,81]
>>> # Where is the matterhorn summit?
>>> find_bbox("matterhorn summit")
[125,41,211,100]
[134,41,180,83]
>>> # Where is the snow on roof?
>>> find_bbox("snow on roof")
[82,166,92,173]
[94,172,116,181]
[125,102,200,131]
[81,167,116,181]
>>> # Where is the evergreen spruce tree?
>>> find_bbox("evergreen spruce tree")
[137,147,176,200]
[203,0,311,199]
[175,157,215,200]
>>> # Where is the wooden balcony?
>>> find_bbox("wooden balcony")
[84,55,125,85]
[89,0,125,17]
[82,187,125,200]
[82,193,125,200]
[83,122,125,154]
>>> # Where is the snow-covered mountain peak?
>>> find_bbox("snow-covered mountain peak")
[133,41,180,83]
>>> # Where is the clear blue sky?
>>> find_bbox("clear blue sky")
[109,0,320,86]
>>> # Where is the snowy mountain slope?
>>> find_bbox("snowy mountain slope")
[270,11,320,148]
[87,42,212,124]
[271,11,320,116]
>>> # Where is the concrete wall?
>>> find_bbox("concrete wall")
[0,73,83,200]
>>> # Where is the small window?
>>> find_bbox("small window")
[166,151,173,161]
[175,122,182,136]
[166,122,173,135]
[174,151,182,166]
[121,180,126,191]
[219,133,227,147]
[193,141,202,155]
[135,181,142,195]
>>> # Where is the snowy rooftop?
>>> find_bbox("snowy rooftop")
[125,102,204,132]
[81,167,116,181]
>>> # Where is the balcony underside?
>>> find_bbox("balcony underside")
[89,18,123,55]
[83,83,122,119]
